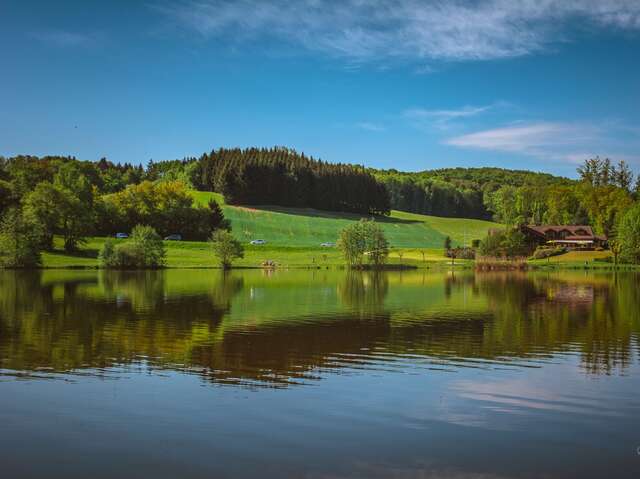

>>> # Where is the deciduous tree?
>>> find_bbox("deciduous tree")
[0,208,42,268]
[210,230,244,269]
[616,204,640,264]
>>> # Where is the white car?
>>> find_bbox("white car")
[250,239,267,245]
[320,242,335,247]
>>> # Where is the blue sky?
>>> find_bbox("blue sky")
[1,0,640,177]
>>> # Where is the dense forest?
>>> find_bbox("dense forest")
[374,167,575,220]
[375,161,639,235]
[195,147,390,215]
[0,155,226,254]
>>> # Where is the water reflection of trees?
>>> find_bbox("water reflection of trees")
[1,270,639,387]
[337,271,388,314]
[362,272,640,376]
[473,272,640,375]
[0,271,243,374]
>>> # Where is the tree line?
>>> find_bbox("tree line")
[375,160,639,237]
[0,155,228,266]
[195,147,390,215]
[484,158,637,236]
[374,167,576,220]
[2,151,640,266]
[472,158,640,264]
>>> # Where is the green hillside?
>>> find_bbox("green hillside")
[191,191,498,248]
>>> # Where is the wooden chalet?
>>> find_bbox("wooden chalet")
[521,225,607,250]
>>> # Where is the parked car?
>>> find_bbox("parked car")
[250,239,267,245]
[320,242,335,247]
[164,234,182,241]
[115,233,128,239]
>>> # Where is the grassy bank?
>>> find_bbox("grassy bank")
[41,236,470,269]
[34,193,501,269]
[33,195,638,270]
[37,239,640,270]
[528,250,640,270]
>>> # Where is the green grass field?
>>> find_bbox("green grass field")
[38,191,498,268]
[41,236,471,269]
[191,191,498,248]
[36,193,637,270]
[528,250,624,269]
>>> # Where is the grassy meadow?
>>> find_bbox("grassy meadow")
[41,236,470,269]
[37,191,628,270]
[39,191,498,268]
[190,191,497,248]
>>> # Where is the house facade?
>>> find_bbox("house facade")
[521,225,607,249]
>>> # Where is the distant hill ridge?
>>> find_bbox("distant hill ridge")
[371,166,574,220]
[1,151,574,224]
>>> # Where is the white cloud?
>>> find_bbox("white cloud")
[155,0,640,62]
[356,122,386,132]
[404,105,493,130]
[31,30,95,48]
[445,122,612,162]
[447,122,585,151]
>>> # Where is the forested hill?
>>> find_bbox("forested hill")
[2,152,636,237]
[400,167,572,188]
[372,167,575,220]
[195,147,390,215]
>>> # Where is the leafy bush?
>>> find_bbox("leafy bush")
[478,228,531,259]
[617,203,640,264]
[100,241,146,269]
[98,238,115,265]
[530,246,566,260]
[446,246,476,260]
[0,208,42,268]
[130,225,165,267]
[99,225,165,269]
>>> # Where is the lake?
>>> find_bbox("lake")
[1,269,639,478]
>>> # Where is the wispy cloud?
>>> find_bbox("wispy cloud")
[445,122,616,162]
[446,122,587,151]
[155,0,640,63]
[404,105,493,130]
[31,30,96,48]
[356,122,386,132]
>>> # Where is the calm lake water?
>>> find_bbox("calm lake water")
[1,269,639,478]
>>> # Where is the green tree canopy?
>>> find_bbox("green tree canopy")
[210,230,244,269]
[616,203,640,264]
[0,208,42,268]
[338,219,389,268]
[478,228,529,259]
[99,225,166,269]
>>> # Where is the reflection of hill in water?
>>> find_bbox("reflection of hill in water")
[1,270,639,386]
[474,272,640,375]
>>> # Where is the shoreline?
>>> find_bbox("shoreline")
[3,263,638,272]
[4,236,635,271]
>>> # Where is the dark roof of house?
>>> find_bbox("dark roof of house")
[524,225,594,236]
[522,225,608,241]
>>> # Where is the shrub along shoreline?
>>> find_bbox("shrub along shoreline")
[9,236,634,270]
